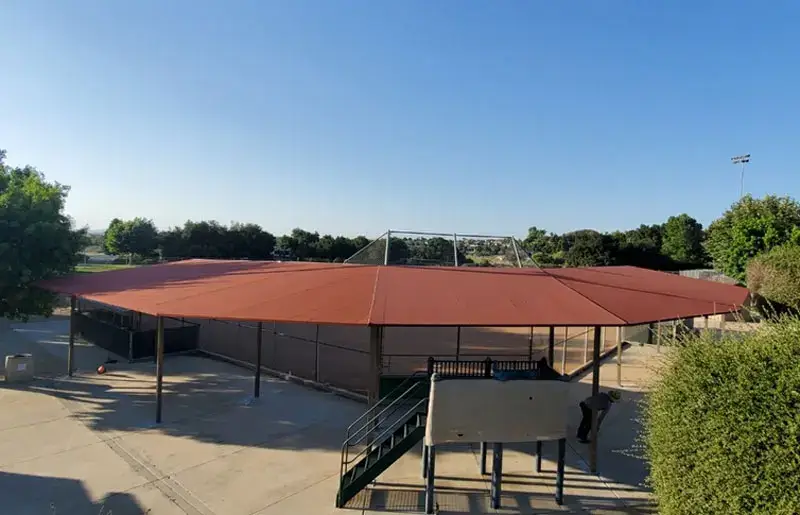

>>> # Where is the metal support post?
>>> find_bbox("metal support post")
[583,327,589,363]
[384,231,391,265]
[528,327,534,363]
[480,442,488,475]
[254,322,262,398]
[589,325,601,473]
[547,327,555,366]
[67,295,76,376]
[616,326,623,387]
[314,323,320,382]
[455,326,461,362]
[368,326,383,406]
[155,316,165,424]
[560,327,568,374]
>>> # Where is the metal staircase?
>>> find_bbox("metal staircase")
[336,374,429,508]
[335,357,563,508]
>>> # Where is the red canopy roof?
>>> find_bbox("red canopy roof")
[40,260,749,327]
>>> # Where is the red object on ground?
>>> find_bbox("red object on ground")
[97,365,106,375]
[38,259,749,327]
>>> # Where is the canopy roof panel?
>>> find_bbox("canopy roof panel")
[40,259,749,326]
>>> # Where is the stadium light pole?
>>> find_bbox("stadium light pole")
[731,154,750,199]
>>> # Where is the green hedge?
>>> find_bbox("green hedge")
[644,317,800,515]
[747,244,800,312]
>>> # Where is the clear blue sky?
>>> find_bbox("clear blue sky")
[2,1,798,238]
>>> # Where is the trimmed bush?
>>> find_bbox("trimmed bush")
[644,318,800,515]
[747,244,800,312]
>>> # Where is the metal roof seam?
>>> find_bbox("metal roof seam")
[538,269,629,325]
[554,272,743,307]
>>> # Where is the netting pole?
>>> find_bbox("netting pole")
[560,327,568,374]
[510,238,523,267]
[384,231,391,265]
[453,233,459,267]
[589,325,601,473]
[254,321,262,398]
[314,324,320,382]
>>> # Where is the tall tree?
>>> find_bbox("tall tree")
[103,217,158,262]
[0,150,87,319]
[705,195,800,281]
[661,214,706,266]
[563,230,613,267]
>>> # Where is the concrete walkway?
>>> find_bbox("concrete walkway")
[0,320,657,514]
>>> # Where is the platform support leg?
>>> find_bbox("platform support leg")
[555,438,566,505]
[425,445,436,514]
[422,444,429,479]
[535,440,543,472]
[490,442,503,509]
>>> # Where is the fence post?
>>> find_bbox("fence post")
[427,357,435,376]
[484,357,492,378]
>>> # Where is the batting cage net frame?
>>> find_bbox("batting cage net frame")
[344,229,540,268]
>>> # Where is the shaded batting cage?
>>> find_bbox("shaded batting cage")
[40,258,748,473]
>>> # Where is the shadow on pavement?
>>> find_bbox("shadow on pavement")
[0,471,147,515]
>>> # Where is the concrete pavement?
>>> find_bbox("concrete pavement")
[0,319,656,514]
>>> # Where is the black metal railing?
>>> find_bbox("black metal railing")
[426,356,560,379]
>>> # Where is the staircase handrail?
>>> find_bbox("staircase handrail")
[344,371,428,443]
[338,395,429,492]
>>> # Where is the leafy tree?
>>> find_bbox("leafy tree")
[103,217,158,262]
[289,228,320,260]
[623,224,664,251]
[273,234,296,260]
[645,317,800,514]
[562,230,613,267]
[227,222,275,260]
[181,220,228,258]
[0,150,87,319]
[705,195,800,281]
[746,244,800,312]
[158,226,188,259]
[661,214,706,266]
